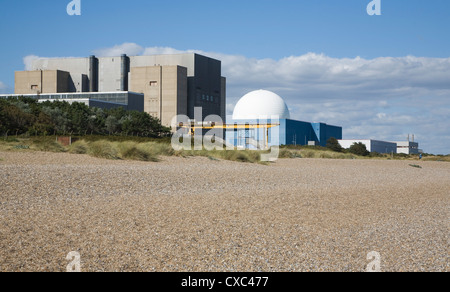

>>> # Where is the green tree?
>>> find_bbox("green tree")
[32,111,54,135]
[41,106,70,135]
[0,99,9,133]
[326,137,343,152]
[68,102,91,134]
[0,97,170,138]
[1,103,35,135]
[105,115,119,134]
[88,107,107,135]
[349,142,370,156]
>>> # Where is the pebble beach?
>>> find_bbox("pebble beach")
[0,151,448,272]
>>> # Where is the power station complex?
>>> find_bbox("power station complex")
[1,53,419,153]
[10,53,226,127]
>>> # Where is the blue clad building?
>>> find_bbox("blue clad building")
[226,90,342,149]
[283,120,343,147]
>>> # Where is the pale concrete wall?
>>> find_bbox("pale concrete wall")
[161,66,187,127]
[130,66,161,118]
[130,54,196,76]
[15,70,69,94]
[98,56,124,92]
[396,141,419,154]
[32,58,91,92]
[42,71,57,93]
[69,73,88,93]
[130,66,187,127]
[15,71,42,94]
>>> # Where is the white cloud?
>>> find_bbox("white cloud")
[23,55,40,71]
[0,81,6,90]
[93,42,145,57]
[142,47,192,56]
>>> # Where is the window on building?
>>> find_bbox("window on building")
[149,81,158,87]
[31,85,38,90]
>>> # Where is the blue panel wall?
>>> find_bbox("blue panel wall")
[226,119,343,148]
[325,124,343,142]
[370,140,397,154]
[311,123,343,147]
[285,119,315,146]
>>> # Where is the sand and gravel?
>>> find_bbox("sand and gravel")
[0,151,448,272]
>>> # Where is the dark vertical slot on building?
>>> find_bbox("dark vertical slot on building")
[120,54,129,91]
[89,55,99,92]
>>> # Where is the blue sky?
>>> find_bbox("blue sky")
[1,0,449,62]
[1,0,449,154]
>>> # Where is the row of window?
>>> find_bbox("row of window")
[37,93,130,104]
[200,94,218,103]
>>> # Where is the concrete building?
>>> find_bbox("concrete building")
[338,139,421,154]
[396,141,420,155]
[129,66,187,127]
[338,139,398,154]
[226,90,342,149]
[15,70,70,94]
[17,53,226,127]
[31,56,96,92]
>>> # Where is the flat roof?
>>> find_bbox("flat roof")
[0,91,143,98]
[338,139,398,144]
[36,98,127,105]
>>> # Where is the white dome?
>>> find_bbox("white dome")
[232,90,291,120]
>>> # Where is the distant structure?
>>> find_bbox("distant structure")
[338,139,397,154]
[226,90,342,149]
[395,134,420,154]
[3,53,226,128]
[338,135,420,155]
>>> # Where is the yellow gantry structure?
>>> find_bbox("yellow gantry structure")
[180,122,280,149]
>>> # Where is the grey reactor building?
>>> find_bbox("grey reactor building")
[10,53,226,128]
